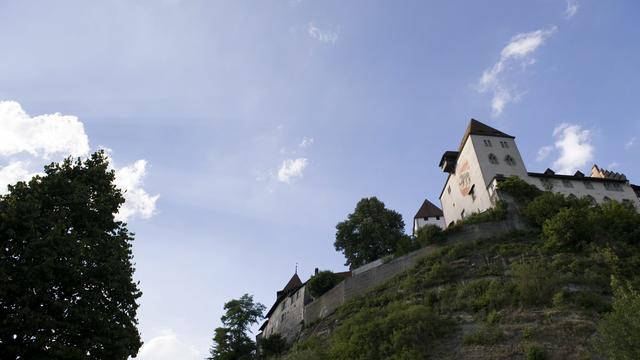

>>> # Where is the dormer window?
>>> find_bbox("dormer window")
[504,155,516,166]
[489,153,499,164]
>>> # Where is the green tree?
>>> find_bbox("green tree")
[334,197,408,269]
[209,294,266,360]
[0,152,142,359]
[542,207,595,251]
[307,271,344,298]
[259,334,287,359]
[594,277,640,359]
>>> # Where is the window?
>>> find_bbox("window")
[504,155,516,166]
[604,182,623,192]
[447,186,451,194]
[488,153,499,164]
[461,210,466,219]
[436,216,441,220]
[484,139,492,147]
[281,313,285,322]
[622,199,635,207]
[469,184,476,202]
[585,195,596,205]
[500,141,509,148]
[567,194,577,200]
[540,178,554,191]
[603,196,612,203]
[583,181,594,190]
[562,180,574,188]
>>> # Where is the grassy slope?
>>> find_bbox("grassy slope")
[279,229,637,360]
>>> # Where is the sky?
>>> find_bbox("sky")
[1,0,639,358]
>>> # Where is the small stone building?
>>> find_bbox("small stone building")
[412,199,445,235]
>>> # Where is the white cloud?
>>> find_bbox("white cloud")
[114,160,159,222]
[299,137,314,148]
[551,123,594,174]
[0,100,157,221]
[565,0,579,19]
[0,101,89,158]
[625,136,636,150]
[0,161,40,192]
[536,145,554,162]
[477,27,556,116]
[608,162,620,170]
[136,329,203,360]
[277,158,308,183]
[307,22,339,44]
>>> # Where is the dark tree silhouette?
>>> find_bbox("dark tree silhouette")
[0,151,142,359]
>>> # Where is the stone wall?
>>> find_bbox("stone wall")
[303,216,526,325]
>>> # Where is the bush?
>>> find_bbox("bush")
[307,271,344,298]
[592,201,640,244]
[525,345,546,360]
[497,176,542,204]
[463,325,504,345]
[330,302,454,359]
[512,259,557,306]
[542,207,595,251]
[594,277,640,359]
[523,192,571,227]
[260,334,287,359]
[415,225,444,247]
[394,235,419,257]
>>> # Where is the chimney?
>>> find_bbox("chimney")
[314,268,319,275]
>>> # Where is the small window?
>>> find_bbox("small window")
[622,199,634,207]
[461,210,466,219]
[436,216,441,220]
[469,184,476,202]
[603,196,612,203]
[567,194,577,200]
[585,195,596,205]
[447,186,451,194]
[583,181,594,190]
[500,141,509,148]
[281,313,285,322]
[488,153,499,164]
[484,139,492,147]
[562,180,574,188]
[504,155,516,166]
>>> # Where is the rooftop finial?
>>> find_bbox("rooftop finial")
[295,262,298,274]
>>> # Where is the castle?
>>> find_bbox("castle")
[259,119,640,344]
[416,119,640,230]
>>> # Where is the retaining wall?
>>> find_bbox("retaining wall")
[303,216,526,325]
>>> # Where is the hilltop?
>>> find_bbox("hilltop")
[269,178,640,359]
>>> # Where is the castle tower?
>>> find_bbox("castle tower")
[438,119,528,227]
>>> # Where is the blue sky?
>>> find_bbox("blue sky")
[1,0,639,357]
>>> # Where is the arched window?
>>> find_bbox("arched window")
[603,196,612,203]
[567,194,577,200]
[489,153,499,164]
[585,195,596,205]
[504,155,516,166]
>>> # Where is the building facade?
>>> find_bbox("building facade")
[436,119,640,228]
[412,199,445,234]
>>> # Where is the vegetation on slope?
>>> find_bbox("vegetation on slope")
[274,177,640,360]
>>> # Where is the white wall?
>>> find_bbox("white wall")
[526,176,640,209]
[439,135,530,227]
[413,216,445,234]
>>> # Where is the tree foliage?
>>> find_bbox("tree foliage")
[497,176,542,204]
[334,197,408,269]
[0,152,142,359]
[259,333,287,359]
[209,294,266,360]
[307,271,344,298]
[594,277,640,359]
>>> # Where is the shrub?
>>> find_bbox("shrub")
[542,207,595,251]
[279,338,329,360]
[329,302,454,359]
[592,201,640,244]
[497,176,542,204]
[525,345,546,360]
[512,259,557,306]
[463,325,504,345]
[307,271,344,298]
[523,192,571,227]
[594,277,640,359]
[394,235,420,257]
[415,225,445,247]
[260,334,287,359]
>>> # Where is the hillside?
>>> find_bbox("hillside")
[272,179,640,360]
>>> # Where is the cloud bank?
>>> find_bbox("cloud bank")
[0,101,158,221]
[477,27,556,116]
